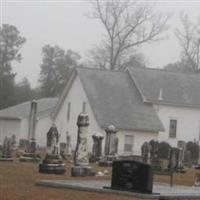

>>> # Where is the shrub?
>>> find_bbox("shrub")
[186,141,199,163]
[158,141,171,159]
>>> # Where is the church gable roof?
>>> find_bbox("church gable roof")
[0,98,58,120]
[76,67,164,132]
[128,67,200,107]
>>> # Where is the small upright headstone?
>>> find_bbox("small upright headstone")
[184,150,192,167]
[149,140,161,171]
[71,113,95,176]
[60,142,66,158]
[65,131,72,155]
[0,137,13,161]
[92,132,104,161]
[46,124,59,155]
[177,140,186,150]
[19,139,29,150]
[168,147,181,186]
[99,125,118,167]
[194,173,200,186]
[141,142,151,164]
[177,148,185,171]
[108,160,153,194]
[150,140,159,161]
[39,124,66,174]
[168,147,179,170]
[11,134,17,150]
[177,141,186,170]
[104,125,118,156]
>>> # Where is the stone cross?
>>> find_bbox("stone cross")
[104,125,118,156]
[47,124,59,155]
[2,136,12,158]
[74,113,90,166]
[92,132,104,160]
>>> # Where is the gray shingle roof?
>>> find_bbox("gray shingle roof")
[77,68,164,132]
[0,98,58,119]
[128,67,200,107]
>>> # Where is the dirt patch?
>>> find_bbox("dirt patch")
[0,160,199,200]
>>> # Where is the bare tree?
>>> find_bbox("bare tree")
[176,13,200,73]
[89,0,169,71]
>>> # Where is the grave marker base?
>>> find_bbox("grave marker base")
[0,157,13,161]
[71,166,95,177]
[19,153,40,162]
[39,163,66,174]
[39,154,66,174]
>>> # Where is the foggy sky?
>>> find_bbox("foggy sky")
[1,0,200,88]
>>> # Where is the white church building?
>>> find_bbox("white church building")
[0,98,58,147]
[1,67,200,156]
[52,67,200,155]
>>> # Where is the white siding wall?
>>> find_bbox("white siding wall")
[18,117,52,147]
[55,76,102,152]
[35,117,52,147]
[19,118,29,140]
[54,75,159,155]
[0,119,21,145]
[156,104,200,147]
[117,129,157,156]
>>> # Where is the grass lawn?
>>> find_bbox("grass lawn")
[0,159,199,200]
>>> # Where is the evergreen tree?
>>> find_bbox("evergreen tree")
[0,24,26,109]
[39,45,81,97]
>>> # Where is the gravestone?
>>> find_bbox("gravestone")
[168,147,186,174]
[99,125,118,167]
[177,140,186,150]
[108,160,153,194]
[177,141,186,170]
[39,124,66,174]
[0,136,13,161]
[104,125,118,156]
[177,148,185,171]
[168,147,185,186]
[46,124,59,155]
[149,140,161,171]
[184,150,192,167]
[141,142,151,164]
[150,140,159,161]
[71,113,95,176]
[168,147,179,170]
[20,100,40,162]
[19,139,29,150]
[60,142,66,158]
[194,173,200,186]
[65,131,72,155]
[11,134,17,150]
[92,132,104,161]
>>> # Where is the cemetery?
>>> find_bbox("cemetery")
[1,112,200,200]
[2,1,200,199]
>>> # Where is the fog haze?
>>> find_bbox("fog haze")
[2,0,200,87]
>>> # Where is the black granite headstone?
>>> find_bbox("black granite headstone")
[111,160,153,193]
